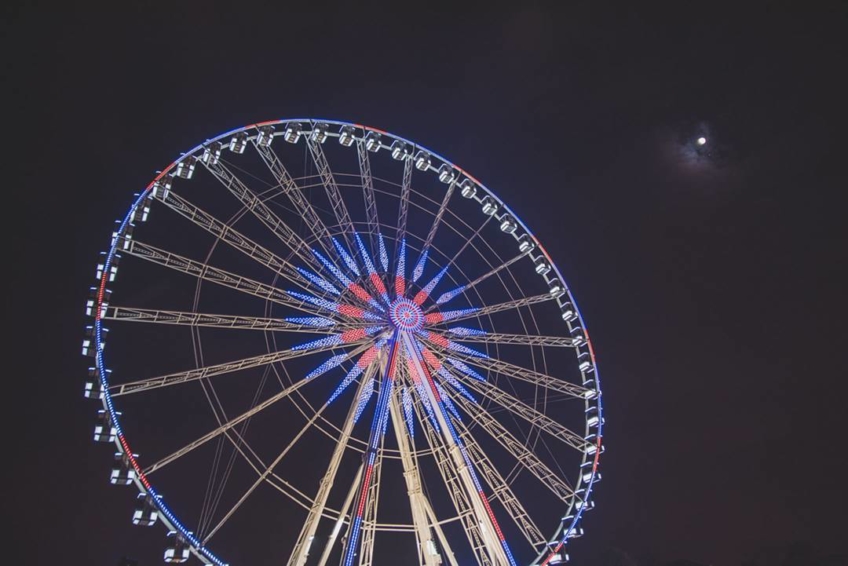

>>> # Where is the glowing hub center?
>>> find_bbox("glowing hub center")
[390,298,424,332]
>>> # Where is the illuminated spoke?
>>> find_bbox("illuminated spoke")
[143,343,370,475]
[358,434,385,566]
[410,382,494,566]
[451,393,576,503]
[413,180,455,282]
[289,359,382,566]
[442,328,574,348]
[252,140,339,262]
[151,188,339,302]
[306,134,357,243]
[434,347,594,400]
[342,338,400,566]
[427,293,553,325]
[203,160,324,274]
[112,339,370,396]
[396,156,413,250]
[388,386,454,566]
[403,334,514,566]
[102,306,360,334]
[451,417,547,548]
[121,239,350,322]
[431,252,530,309]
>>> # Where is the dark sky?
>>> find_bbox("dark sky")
[4,2,848,566]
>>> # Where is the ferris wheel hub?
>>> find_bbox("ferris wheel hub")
[389,298,424,332]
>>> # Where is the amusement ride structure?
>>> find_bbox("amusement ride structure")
[82,119,604,565]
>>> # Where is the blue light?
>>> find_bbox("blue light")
[447,327,487,337]
[333,237,360,276]
[353,377,375,423]
[296,267,340,295]
[313,249,352,287]
[328,365,366,404]
[285,316,337,327]
[419,265,449,300]
[292,326,380,351]
[437,368,478,403]
[447,358,487,381]
[412,378,440,433]
[288,290,341,313]
[378,233,389,272]
[436,284,466,305]
[292,334,343,351]
[435,381,462,420]
[355,233,376,275]
[447,342,488,358]
[412,249,428,283]
[305,353,349,380]
[402,387,414,438]
[356,233,390,304]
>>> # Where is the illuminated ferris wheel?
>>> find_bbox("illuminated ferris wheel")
[83,119,604,566]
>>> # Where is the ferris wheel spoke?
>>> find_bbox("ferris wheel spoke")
[403,333,515,566]
[252,139,339,262]
[203,393,337,544]
[429,252,530,310]
[111,339,370,397]
[388,385,452,566]
[306,134,357,244]
[141,342,372,475]
[341,338,401,566]
[316,464,363,566]
[203,160,325,275]
[289,358,382,566]
[412,180,456,283]
[101,306,361,333]
[426,293,553,325]
[410,383,495,566]
[451,416,547,549]
[357,438,386,566]
[434,347,594,400]
[441,328,575,348]
[442,359,591,452]
[356,140,382,252]
[152,188,340,302]
[395,156,413,252]
[451,393,576,503]
[120,239,353,322]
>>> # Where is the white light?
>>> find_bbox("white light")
[697,137,706,146]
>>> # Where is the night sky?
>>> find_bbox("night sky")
[5,3,848,566]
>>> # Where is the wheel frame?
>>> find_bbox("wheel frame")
[86,118,605,566]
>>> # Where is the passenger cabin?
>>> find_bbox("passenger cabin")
[284,123,303,143]
[338,125,356,147]
[364,131,382,152]
[256,126,275,147]
[164,533,190,563]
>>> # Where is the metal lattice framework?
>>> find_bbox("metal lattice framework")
[82,119,604,566]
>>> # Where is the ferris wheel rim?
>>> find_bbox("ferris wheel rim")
[87,118,604,566]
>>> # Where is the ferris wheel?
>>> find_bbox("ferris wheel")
[83,119,604,566]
